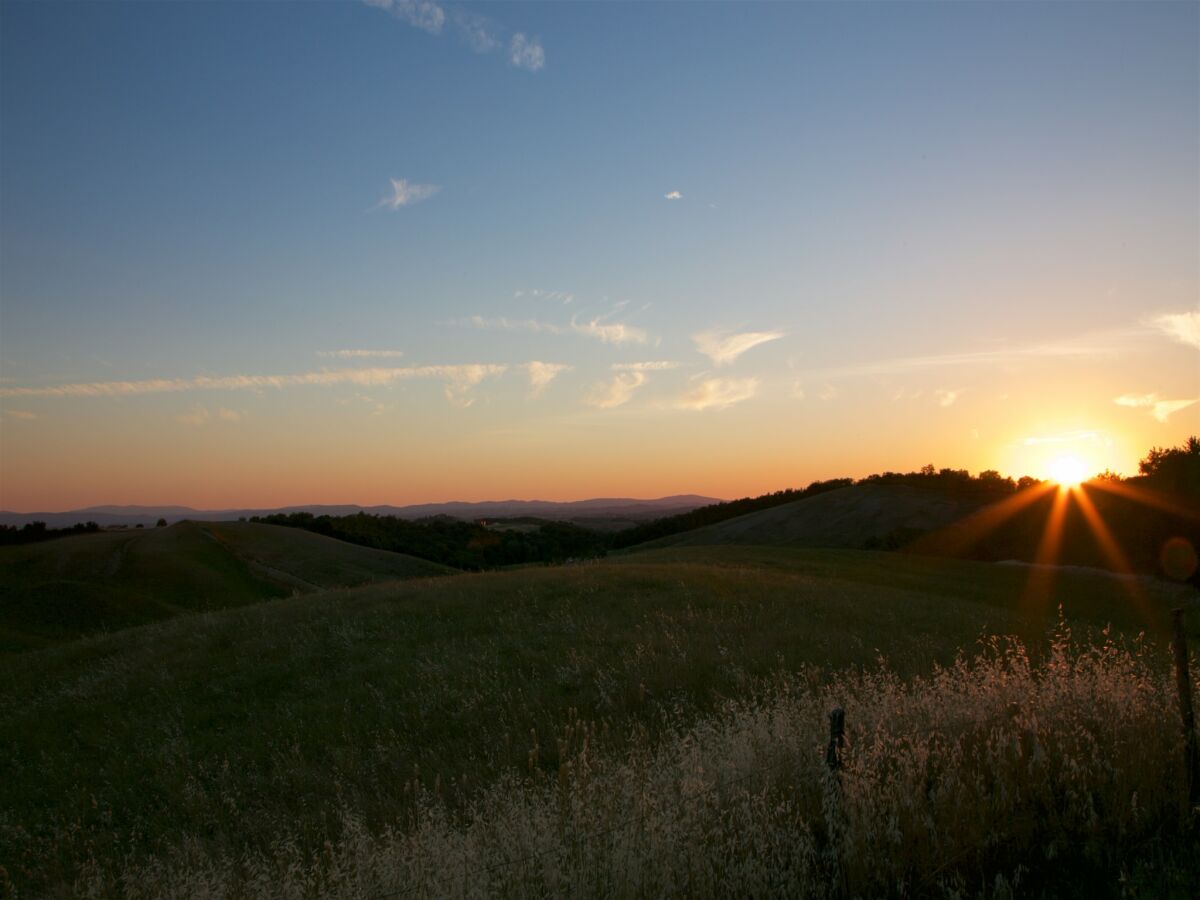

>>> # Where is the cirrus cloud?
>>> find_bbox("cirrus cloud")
[459,314,649,345]
[380,178,440,209]
[677,377,759,411]
[317,349,405,359]
[1150,309,1200,351]
[0,365,511,408]
[693,329,785,365]
[587,372,648,409]
[523,361,572,395]
[612,361,678,372]
[509,33,544,71]
[1114,392,1200,423]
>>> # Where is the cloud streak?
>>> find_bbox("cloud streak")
[934,388,963,408]
[380,178,440,209]
[677,377,758,411]
[1150,309,1200,351]
[365,0,544,71]
[365,0,445,33]
[572,316,647,345]
[509,33,545,71]
[1114,392,1200,423]
[587,372,648,409]
[793,335,1130,382]
[693,329,785,365]
[462,315,648,345]
[523,361,572,395]
[0,365,511,402]
[612,361,678,372]
[317,349,405,359]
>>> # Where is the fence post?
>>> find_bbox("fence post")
[826,707,845,773]
[1171,608,1199,811]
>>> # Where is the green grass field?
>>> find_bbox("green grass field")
[0,521,454,651]
[1,542,1196,896]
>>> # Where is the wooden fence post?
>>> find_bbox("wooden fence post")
[1172,608,1199,812]
[826,707,845,773]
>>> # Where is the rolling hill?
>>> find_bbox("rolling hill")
[630,482,989,551]
[0,520,453,651]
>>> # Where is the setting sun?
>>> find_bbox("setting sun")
[1047,455,1088,487]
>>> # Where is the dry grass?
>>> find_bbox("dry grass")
[76,618,1198,899]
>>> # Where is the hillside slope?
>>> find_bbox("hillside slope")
[2,544,1193,895]
[631,483,988,550]
[0,521,453,651]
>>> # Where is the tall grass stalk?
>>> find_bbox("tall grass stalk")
[88,623,1197,899]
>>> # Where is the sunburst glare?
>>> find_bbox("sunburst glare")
[1047,455,1088,488]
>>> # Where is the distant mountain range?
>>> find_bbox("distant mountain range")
[0,495,722,529]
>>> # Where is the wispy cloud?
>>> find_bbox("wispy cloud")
[1,365,511,405]
[461,314,648,345]
[509,33,544,71]
[442,365,508,407]
[464,315,558,335]
[1150,309,1200,351]
[934,388,963,408]
[793,333,1131,383]
[572,316,647,345]
[2,409,37,420]
[612,361,678,372]
[380,178,440,209]
[523,361,572,395]
[1114,392,1200,423]
[677,377,758,411]
[453,9,500,52]
[317,349,405,359]
[664,190,682,200]
[587,372,648,409]
[693,329,785,366]
[366,0,543,70]
[365,0,445,33]
[515,289,574,305]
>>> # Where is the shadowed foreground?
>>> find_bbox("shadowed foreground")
[1,547,1196,896]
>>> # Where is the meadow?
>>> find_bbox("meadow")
[1,540,1197,897]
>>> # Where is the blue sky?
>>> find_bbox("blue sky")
[1,1,1197,509]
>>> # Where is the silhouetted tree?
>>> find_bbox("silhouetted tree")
[1138,436,1200,496]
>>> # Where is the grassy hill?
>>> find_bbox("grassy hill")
[0,521,453,651]
[1,544,1195,895]
[630,483,990,551]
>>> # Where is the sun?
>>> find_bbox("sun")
[1046,454,1088,488]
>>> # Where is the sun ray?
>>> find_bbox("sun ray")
[906,481,1056,557]
[1086,478,1200,521]
[1073,484,1153,616]
[1020,485,1070,614]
